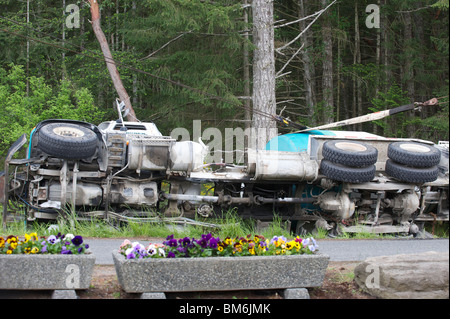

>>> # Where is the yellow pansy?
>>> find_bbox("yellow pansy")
[7,236,18,244]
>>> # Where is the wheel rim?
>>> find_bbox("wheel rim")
[335,142,367,153]
[399,143,430,153]
[52,126,85,138]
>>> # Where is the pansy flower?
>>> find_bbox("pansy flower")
[167,251,176,258]
[71,236,83,246]
[47,235,60,245]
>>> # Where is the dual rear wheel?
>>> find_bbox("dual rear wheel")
[320,140,377,183]
[320,140,440,184]
[385,142,440,183]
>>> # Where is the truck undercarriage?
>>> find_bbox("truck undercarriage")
[1,118,448,237]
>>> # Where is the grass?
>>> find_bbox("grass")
[425,221,449,238]
[327,266,355,284]
[1,206,448,240]
[0,208,293,240]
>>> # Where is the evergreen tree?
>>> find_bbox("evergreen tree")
[0,0,448,152]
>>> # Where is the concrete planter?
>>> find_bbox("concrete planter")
[112,250,329,299]
[0,254,96,295]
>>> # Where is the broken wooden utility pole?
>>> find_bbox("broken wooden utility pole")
[88,0,137,122]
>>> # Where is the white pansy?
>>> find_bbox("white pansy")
[147,244,157,255]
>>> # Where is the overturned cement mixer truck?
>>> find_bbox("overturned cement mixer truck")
[1,100,448,237]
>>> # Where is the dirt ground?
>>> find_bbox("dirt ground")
[77,261,375,299]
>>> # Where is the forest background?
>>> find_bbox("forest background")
[0,0,448,160]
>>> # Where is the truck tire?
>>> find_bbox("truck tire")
[322,140,378,167]
[37,123,98,160]
[385,159,439,183]
[387,142,441,168]
[320,159,376,183]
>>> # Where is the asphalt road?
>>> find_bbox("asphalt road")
[87,237,449,265]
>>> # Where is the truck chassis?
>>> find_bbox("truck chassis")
[1,118,448,236]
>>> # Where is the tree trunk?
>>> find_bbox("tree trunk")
[321,0,334,124]
[116,0,119,52]
[382,0,391,135]
[336,5,340,123]
[374,0,381,134]
[403,10,415,137]
[252,0,277,150]
[132,0,138,107]
[243,0,252,154]
[413,2,428,125]
[299,0,317,126]
[26,0,30,96]
[353,1,362,131]
[80,1,85,50]
[88,0,137,122]
[62,0,66,81]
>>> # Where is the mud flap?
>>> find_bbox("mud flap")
[2,134,27,227]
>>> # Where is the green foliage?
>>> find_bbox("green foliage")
[370,84,410,137]
[433,0,450,9]
[0,0,448,147]
[127,0,245,132]
[0,64,105,157]
[421,85,449,141]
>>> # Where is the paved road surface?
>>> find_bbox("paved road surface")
[87,237,449,265]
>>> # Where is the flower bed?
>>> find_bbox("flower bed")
[118,234,319,259]
[0,232,90,255]
[0,233,95,291]
[113,234,329,297]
